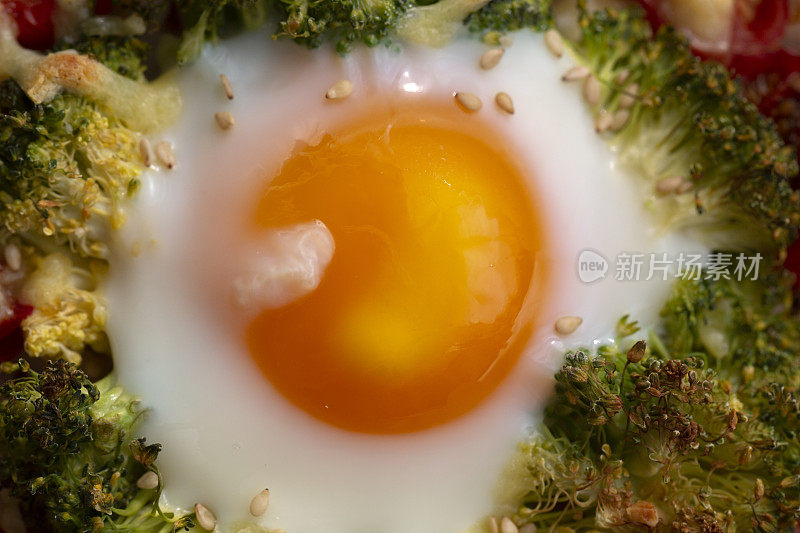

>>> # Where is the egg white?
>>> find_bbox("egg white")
[105,27,706,533]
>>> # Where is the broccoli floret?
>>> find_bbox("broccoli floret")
[465,0,553,37]
[19,253,108,364]
[0,359,194,532]
[55,36,150,81]
[501,270,800,532]
[274,0,411,54]
[176,0,269,65]
[0,78,144,259]
[567,7,800,253]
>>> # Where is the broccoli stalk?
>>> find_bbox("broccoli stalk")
[0,359,194,532]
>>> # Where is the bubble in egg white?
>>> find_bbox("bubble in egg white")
[106,27,706,533]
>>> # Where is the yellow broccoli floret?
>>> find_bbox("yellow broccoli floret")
[19,253,108,364]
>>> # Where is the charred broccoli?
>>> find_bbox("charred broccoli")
[502,271,800,532]
[0,359,194,532]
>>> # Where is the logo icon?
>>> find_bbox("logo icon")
[577,249,609,283]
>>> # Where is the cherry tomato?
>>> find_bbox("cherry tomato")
[2,0,55,50]
[0,302,31,363]
[93,0,112,15]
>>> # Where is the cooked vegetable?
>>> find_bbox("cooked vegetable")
[0,359,194,532]
[176,0,269,64]
[465,0,552,37]
[501,270,800,531]
[568,6,800,253]
[20,253,108,364]
[0,78,143,259]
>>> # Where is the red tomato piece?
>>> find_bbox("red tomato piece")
[1,0,55,50]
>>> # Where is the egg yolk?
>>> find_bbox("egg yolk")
[246,102,547,433]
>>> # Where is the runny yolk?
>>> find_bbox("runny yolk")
[246,102,548,433]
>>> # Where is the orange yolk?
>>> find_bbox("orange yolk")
[246,102,547,433]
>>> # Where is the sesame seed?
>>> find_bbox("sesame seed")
[155,141,176,170]
[614,70,630,85]
[561,65,590,82]
[610,109,630,131]
[582,75,601,105]
[608,109,631,131]
[495,92,514,114]
[501,517,519,533]
[4,243,21,271]
[480,47,504,70]
[618,83,639,109]
[519,525,538,533]
[249,488,270,517]
[326,79,353,100]
[499,34,514,48]
[194,503,217,531]
[555,316,582,335]
[544,29,564,58]
[220,74,234,99]
[655,176,685,195]
[136,471,159,490]
[138,138,153,167]
[676,180,693,194]
[455,92,482,112]
[594,110,612,133]
[214,111,235,130]
[488,516,500,533]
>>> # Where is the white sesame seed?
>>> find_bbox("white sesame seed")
[220,74,234,99]
[155,141,175,170]
[499,34,514,48]
[655,176,685,195]
[455,92,482,112]
[136,471,158,490]
[614,70,630,85]
[555,316,582,335]
[194,503,216,531]
[583,75,601,105]
[501,517,519,533]
[561,65,590,82]
[676,180,694,194]
[495,92,514,114]
[594,110,612,133]
[4,243,21,271]
[544,29,564,57]
[610,109,630,131]
[480,47,505,70]
[214,111,235,130]
[519,524,538,533]
[326,79,353,100]
[618,83,639,109]
[138,138,153,167]
[249,488,270,517]
[488,516,500,533]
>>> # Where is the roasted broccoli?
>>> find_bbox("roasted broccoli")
[499,269,800,532]
[465,0,553,37]
[55,36,150,81]
[564,7,800,253]
[19,253,108,364]
[0,359,194,532]
[0,77,144,259]
[176,0,269,64]
[274,0,412,54]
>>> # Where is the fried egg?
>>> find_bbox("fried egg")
[106,27,705,533]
